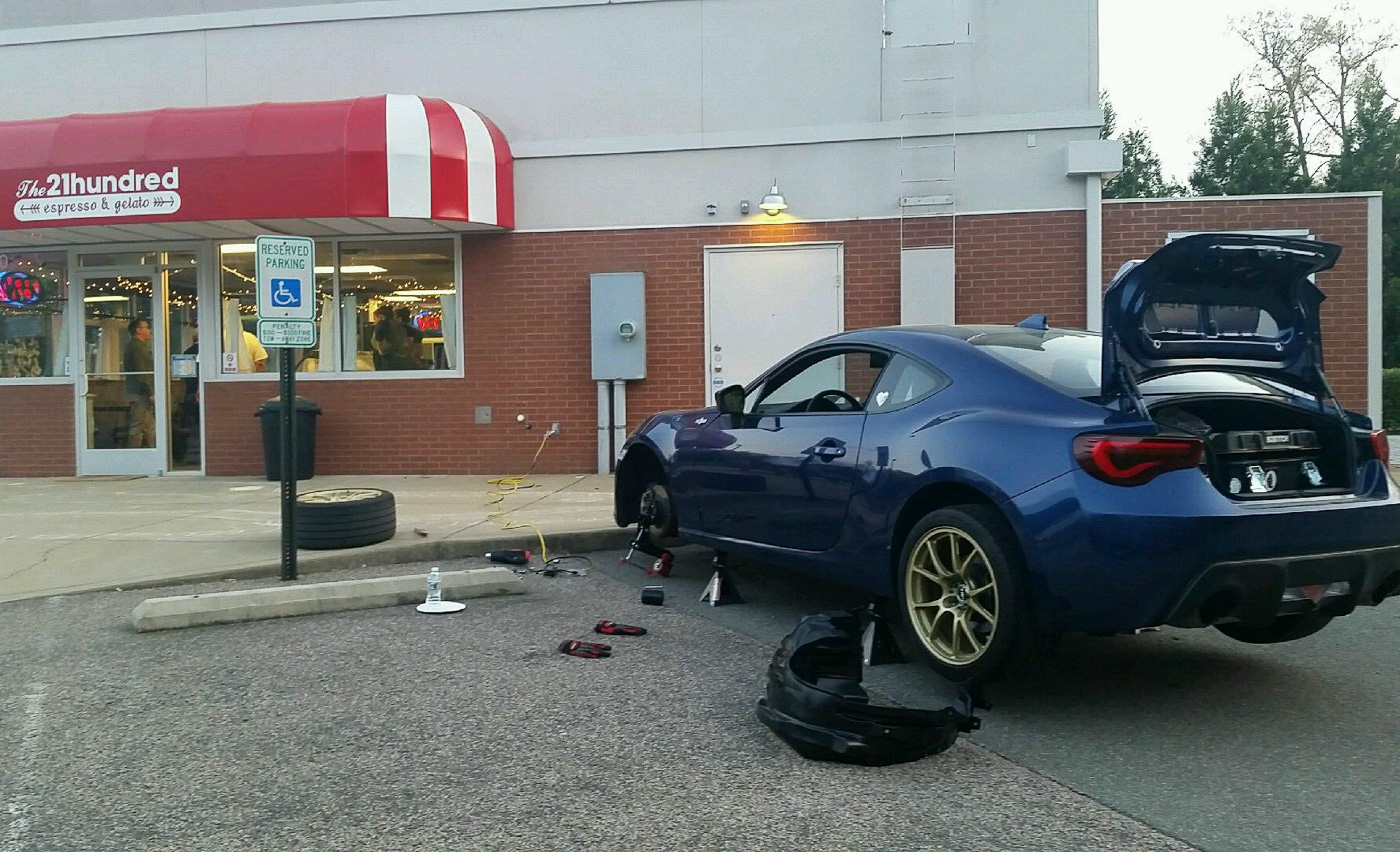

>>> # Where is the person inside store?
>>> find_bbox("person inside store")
[240,328,269,372]
[396,307,425,369]
[123,317,156,448]
[371,304,411,370]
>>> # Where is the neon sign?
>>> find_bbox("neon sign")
[414,310,442,334]
[0,271,40,308]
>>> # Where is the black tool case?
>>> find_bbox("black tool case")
[1205,429,1341,499]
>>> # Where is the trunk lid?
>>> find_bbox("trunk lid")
[1102,233,1341,408]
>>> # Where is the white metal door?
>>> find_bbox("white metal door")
[73,267,167,476]
[900,246,955,325]
[704,244,843,396]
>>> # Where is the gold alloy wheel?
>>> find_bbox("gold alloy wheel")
[297,489,385,504]
[904,526,999,666]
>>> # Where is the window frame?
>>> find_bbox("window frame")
[208,233,465,383]
[865,352,952,414]
[746,344,894,416]
[0,249,75,386]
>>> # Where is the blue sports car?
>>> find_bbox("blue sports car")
[615,233,1400,680]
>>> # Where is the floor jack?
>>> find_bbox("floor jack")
[621,508,673,576]
[699,551,744,606]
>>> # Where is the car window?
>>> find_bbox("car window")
[970,330,1102,398]
[750,349,888,414]
[970,329,1291,399]
[866,355,948,412]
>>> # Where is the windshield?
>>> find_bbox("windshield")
[970,329,1287,399]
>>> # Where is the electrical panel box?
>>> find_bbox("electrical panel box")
[590,272,646,380]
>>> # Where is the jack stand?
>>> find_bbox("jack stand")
[861,604,906,667]
[699,551,744,606]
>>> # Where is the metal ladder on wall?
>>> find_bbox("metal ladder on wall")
[885,0,966,262]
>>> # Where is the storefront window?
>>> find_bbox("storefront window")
[337,238,458,373]
[218,242,333,374]
[216,237,459,377]
[0,251,69,378]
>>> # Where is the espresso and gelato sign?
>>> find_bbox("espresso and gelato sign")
[13,167,182,222]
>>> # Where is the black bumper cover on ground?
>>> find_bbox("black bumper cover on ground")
[756,611,980,767]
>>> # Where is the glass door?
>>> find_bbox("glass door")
[74,268,165,476]
[163,254,201,471]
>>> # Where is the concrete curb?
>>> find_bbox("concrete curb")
[131,566,526,632]
[100,527,632,597]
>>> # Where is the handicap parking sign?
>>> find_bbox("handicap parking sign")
[255,235,315,320]
[270,278,302,309]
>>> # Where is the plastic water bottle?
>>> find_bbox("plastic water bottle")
[426,567,442,604]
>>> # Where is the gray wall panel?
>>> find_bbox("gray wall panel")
[0,33,209,120]
[699,0,883,132]
[514,129,1091,231]
[203,4,705,142]
[0,0,1099,229]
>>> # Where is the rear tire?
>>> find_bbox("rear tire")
[1215,612,1333,644]
[295,488,397,550]
[891,505,1032,683]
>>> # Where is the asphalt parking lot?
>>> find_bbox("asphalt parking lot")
[1,554,1188,852]
[594,547,1400,852]
[3,545,1396,852]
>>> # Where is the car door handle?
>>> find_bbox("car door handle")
[804,442,847,461]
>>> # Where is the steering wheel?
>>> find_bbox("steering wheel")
[808,389,861,412]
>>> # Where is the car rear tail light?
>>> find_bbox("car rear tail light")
[1074,435,1205,487]
[1372,430,1390,467]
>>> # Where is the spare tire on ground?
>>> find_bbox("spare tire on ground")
[295,488,397,550]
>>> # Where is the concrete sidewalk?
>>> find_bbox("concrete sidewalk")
[0,473,622,604]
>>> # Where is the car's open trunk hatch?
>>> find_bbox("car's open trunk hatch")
[1152,397,1354,500]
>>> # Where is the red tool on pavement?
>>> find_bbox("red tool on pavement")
[558,639,612,658]
[594,620,647,636]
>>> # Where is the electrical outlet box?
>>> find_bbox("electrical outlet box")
[549,422,561,436]
[474,406,492,425]
[590,272,646,380]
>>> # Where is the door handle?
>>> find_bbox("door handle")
[804,441,847,461]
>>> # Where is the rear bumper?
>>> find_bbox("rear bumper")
[1162,544,1400,627]
[1008,468,1400,633]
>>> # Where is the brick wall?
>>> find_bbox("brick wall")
[0,385,74,476]
[203,211,1084,475]
[4,200,1368,477]
[1103,197,1371,411]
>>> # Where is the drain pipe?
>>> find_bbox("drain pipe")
[597,381,611,475]
[612,380,628,470]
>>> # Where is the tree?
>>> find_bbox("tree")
[1326,70,1400,367]
[1189,81,1311,196]
[1100,90,1117,140]
[1233,4,1395,180]
[1099,91,1181,199]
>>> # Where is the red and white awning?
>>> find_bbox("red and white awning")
[0,94,513,248]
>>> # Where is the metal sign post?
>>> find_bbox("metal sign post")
[255,234,317,582]
[279,353,297,580]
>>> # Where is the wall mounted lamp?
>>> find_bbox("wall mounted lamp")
[758,181,788,216]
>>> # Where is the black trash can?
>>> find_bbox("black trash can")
[255,396,322,481]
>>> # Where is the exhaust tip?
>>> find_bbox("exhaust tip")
[1372,571,1400,604]
[1198,588,1242,625]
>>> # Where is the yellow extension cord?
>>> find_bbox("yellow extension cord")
[485,431,552,563]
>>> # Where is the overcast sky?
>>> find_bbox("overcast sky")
[1099,0,1399,183]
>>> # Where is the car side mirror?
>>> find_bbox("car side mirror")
[715,384,746,417]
